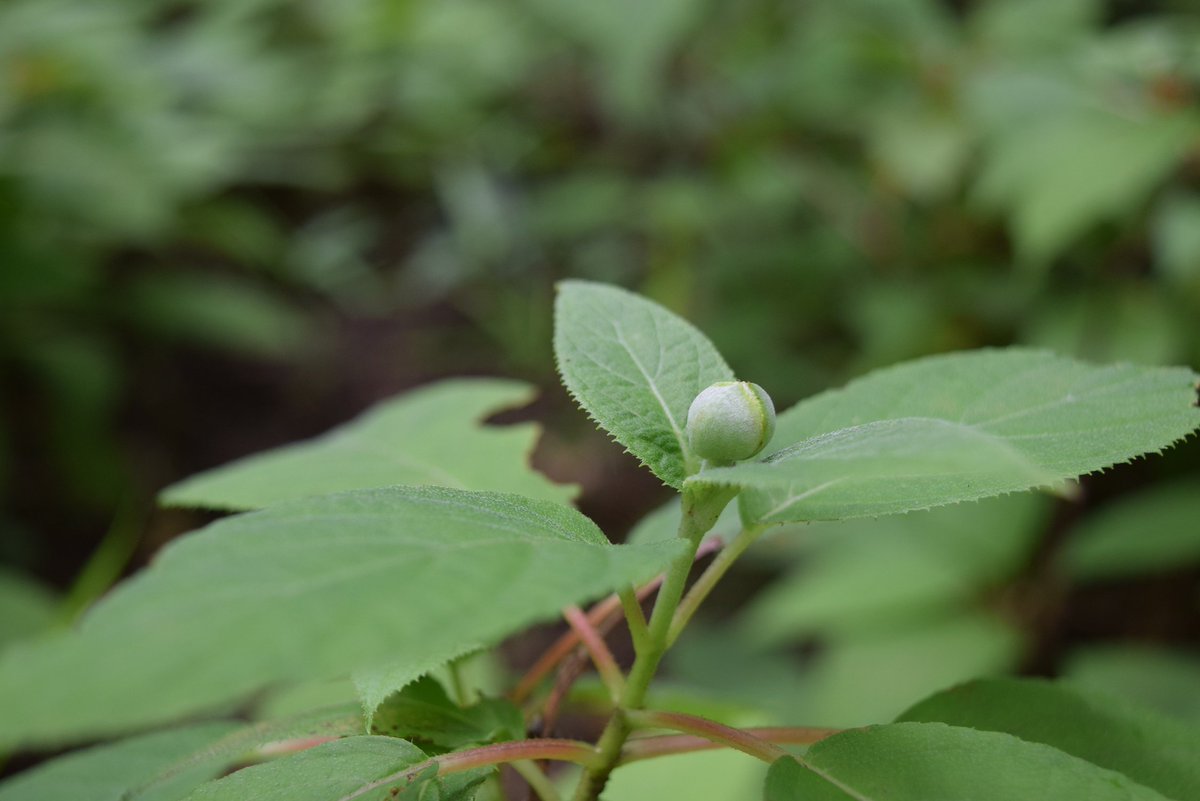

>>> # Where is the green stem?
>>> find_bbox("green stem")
[571,486,734,801]
[618,586,649,653]
[511,759,564,801]
[667,523,764,646]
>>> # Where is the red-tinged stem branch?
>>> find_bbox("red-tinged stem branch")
[624,709,789,764]
[335,739,599,801]
[511,538,723,704]
[562,604,624,701]
[619,726,841,765]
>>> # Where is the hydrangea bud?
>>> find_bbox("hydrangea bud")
[686,381,776,465]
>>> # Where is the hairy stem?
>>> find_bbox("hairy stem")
[624,709,788,763]
[562,605,624,701]
[335,739,598,801]
[619,726,841,764]
[668,523,763,646]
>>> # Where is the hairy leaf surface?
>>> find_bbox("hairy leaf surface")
[898,678,1200,801]
[0,487,683,749]
[161,379,574,511]
[0,723,238,801]
[554,280,733,488]
[764,723,1170,801]
[691,350,1199,523]
[180,736,483,801]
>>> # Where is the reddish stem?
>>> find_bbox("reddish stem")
[625,709,789,763]
[620,726,840,764]
[335,739,598,801]
[511,537,723,704]
[562,604,624,700]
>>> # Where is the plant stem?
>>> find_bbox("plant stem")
[619,726,841,764]
[511,759,564,801]
[624,709,788,763]
[617,586,649,653]
[335,739,598,801]
[668,523,763,646]
[571,486,734,801]
[511,539,723,705]
[562,605,624,702]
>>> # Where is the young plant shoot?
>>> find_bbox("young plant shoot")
[0,281,1197,801]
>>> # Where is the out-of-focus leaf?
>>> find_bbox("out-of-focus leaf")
[693,349,1199,524]
[898,678,1200,801]
[1062,481,1200,580]
[121,272,313,358]
[161,378,575,511]
[0,569,58,648]
[742,494,1046,642]
[789,613,1021,728]
[1154,193,1200,287]
[607,748,765,801]
[0,486,684,749]
[973,108,1200,264]
[1063,646,1200,725]
[764,723,1169,801]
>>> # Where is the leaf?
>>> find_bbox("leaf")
[0,486,685,749]
[179,736,485,801]
[764,723,1171,801]
[607,748,765,801]
[972,108,1200,264]
[121,272,313,358]
[161,379,576,511]
[742,494,1046,642]
[1063,646,1200,725]
[554,280,734,489]
[0,569,58,649]
[690,349,1200,524]
[0,722,238,801]
[897,678,1200,801]
[1061,481,1200,580]
[369,676,524,753]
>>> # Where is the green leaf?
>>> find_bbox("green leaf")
[972,108,1200,264]
[0,486,684,749]
[742,494,1046,642]
[180,736,484,801]
[369,676,523,753]
[554,280,734,488]
[898,678,1200,801]
[690,349,1200,524]
[1062,481,1200,580]
[1063,646,1200,725]
[121,272,313,359]
[607,749,765,801]
[764,723,1171,801]
[0,569,58,649]
[0,722,238,801]
[161,379,576,511]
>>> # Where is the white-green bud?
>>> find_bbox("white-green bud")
[686,381,776,465]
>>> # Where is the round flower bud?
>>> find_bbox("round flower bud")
[686,381,776,465]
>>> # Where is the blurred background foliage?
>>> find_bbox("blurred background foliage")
[1,0,1199,773]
